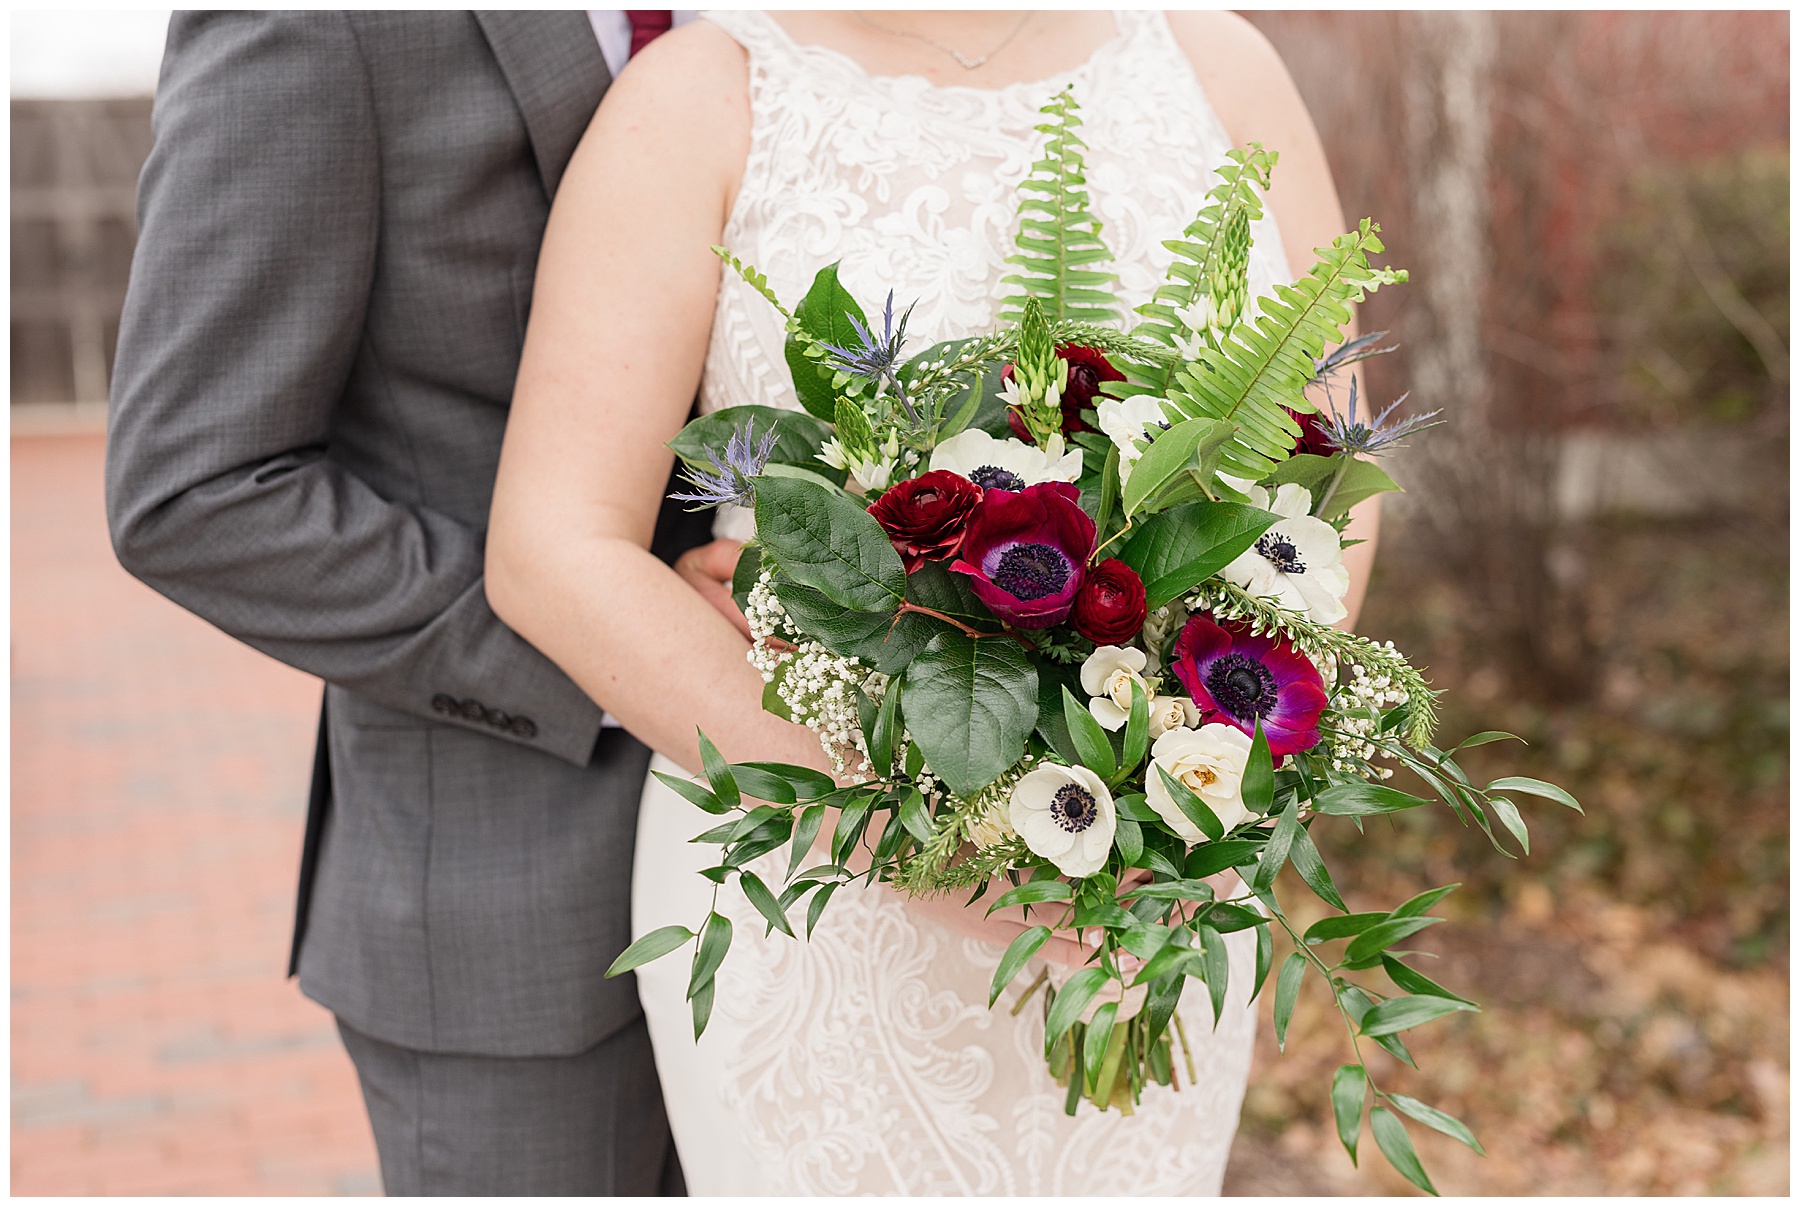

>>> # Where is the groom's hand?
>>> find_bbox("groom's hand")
[674,538,751,639]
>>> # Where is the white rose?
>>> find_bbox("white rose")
[1079,645,1150,732]
[1145,724,1253,843]
[1008,763,1116,878]
[1147,694,1199,740]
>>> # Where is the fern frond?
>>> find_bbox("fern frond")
[998,91,1119,326]
[1130,146,1277,392]
[712,246,790,319]
[1163,220,1408,482]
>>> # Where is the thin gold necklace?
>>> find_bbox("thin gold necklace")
[852,11,1035,72]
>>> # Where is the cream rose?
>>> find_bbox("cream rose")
[1080,645,1150,732]
[1147,694,1200,740]
[1145,724,1253,843]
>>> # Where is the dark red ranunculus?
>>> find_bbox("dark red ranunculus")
[1003,344,1127,441]
[866,470,982,573]
[1169,613,1328,757]
[1072,558,1148,645]
[1285,406,1336,458]
[950,481,1097,629]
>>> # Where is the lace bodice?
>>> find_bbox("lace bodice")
[699,9,1292,539]
[631,13,1281,1194]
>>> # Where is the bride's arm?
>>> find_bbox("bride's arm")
[487,26,820,777]
[1171,12,1384,630]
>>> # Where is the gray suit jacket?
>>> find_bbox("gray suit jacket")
[107,11,709,1057]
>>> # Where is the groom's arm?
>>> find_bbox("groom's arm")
[106,11,607,767]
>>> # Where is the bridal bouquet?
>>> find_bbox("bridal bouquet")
[610,92,1579,1193]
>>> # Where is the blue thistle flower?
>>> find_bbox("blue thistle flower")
[671,421,780,510]
[1314,377,1443,457]
[820,290,922,424]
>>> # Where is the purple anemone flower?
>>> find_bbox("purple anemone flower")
[950,481,1096,630]
[1169,613,1328,757]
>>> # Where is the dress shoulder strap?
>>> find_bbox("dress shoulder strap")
[697,10,799,66]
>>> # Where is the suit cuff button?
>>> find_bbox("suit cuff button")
[459,699,488,723]
[508,716,537,739]
[486,710,511,730]
[431,694,459,717]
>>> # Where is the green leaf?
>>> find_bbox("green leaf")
[1130,939,1202,986]
[754,476,905,613]
[1119,501,1277,610]
[1113,815,1144,867]
[1331,1064,1367,1164]
[771,579,933,674]
[1251,920,1273,1002]
[1083,1000,1119,1091]
[787,262,871,419]
[731,542,763,614]
[1391,884,1459,919]
[1387,1094,1487,1156]
[1061,686,1117,780]
[690,974,715,1039]
[696,732,739,810]
[1185,838,1263,881]
[1123,417,1232,517]
[898,788,936,843]
[1343,917,1444,967]
[1380,955,1475,1006]
[805,881,838,938]
[604,924,694,978]
[987,879,1074,915]
[668,404,844,486]
[1121,678,1150,778]
[830,792,875,865]
[1129,879,1217,902]
[1199,923,1228,1024]
[651,770,729,816]
[1113,792,1160,823]
[1156,764,1223,841]
[1242,721,1275,814]
[1253,799,1300,892]
[989,925,1053,1007]
[1485,775,1583,813]
[1272,952,1305,1051]
[1449,730,1524,754]
[688,911,733,1000]
[739,870,795,937]
[1304,912,1388,943]
[1288,822,1348,912]
[1268,453,1401,520]
[870,679,902,776]
[1311,782,1430,816]
[1370,1107,1438,1196]
[1044,966,1110,1046]
[729,764,798,805]
[1360,994,1478,1037]
[1486,794,1531,855]
[902,632,1039,797]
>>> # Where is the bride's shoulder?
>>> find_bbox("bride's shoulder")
[1159,12,1311,158]
[601,19,749,119]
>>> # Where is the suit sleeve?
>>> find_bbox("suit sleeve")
[105,12,608,768]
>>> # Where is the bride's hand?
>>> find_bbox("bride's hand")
[674,538,751,640]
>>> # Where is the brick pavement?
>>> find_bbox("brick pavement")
[12,432,381,1194]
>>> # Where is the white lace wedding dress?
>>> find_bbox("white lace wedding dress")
[631,10,1295,1194]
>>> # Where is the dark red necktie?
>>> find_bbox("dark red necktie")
[626,10,674,59]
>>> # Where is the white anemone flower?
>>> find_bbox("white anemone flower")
[1080,645,1150,732]
[1008,763,1116,878]
[1147,694,1199,740]
[1145,723,1252,843]
[929,428,1081,493]
[1094,395,1172,491]
[1222,482,1351,625]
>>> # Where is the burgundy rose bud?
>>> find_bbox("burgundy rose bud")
[1072,558,1148,645]
[1001,344,1126,441]
[866,470,983,573]
[951,481,1097,629]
